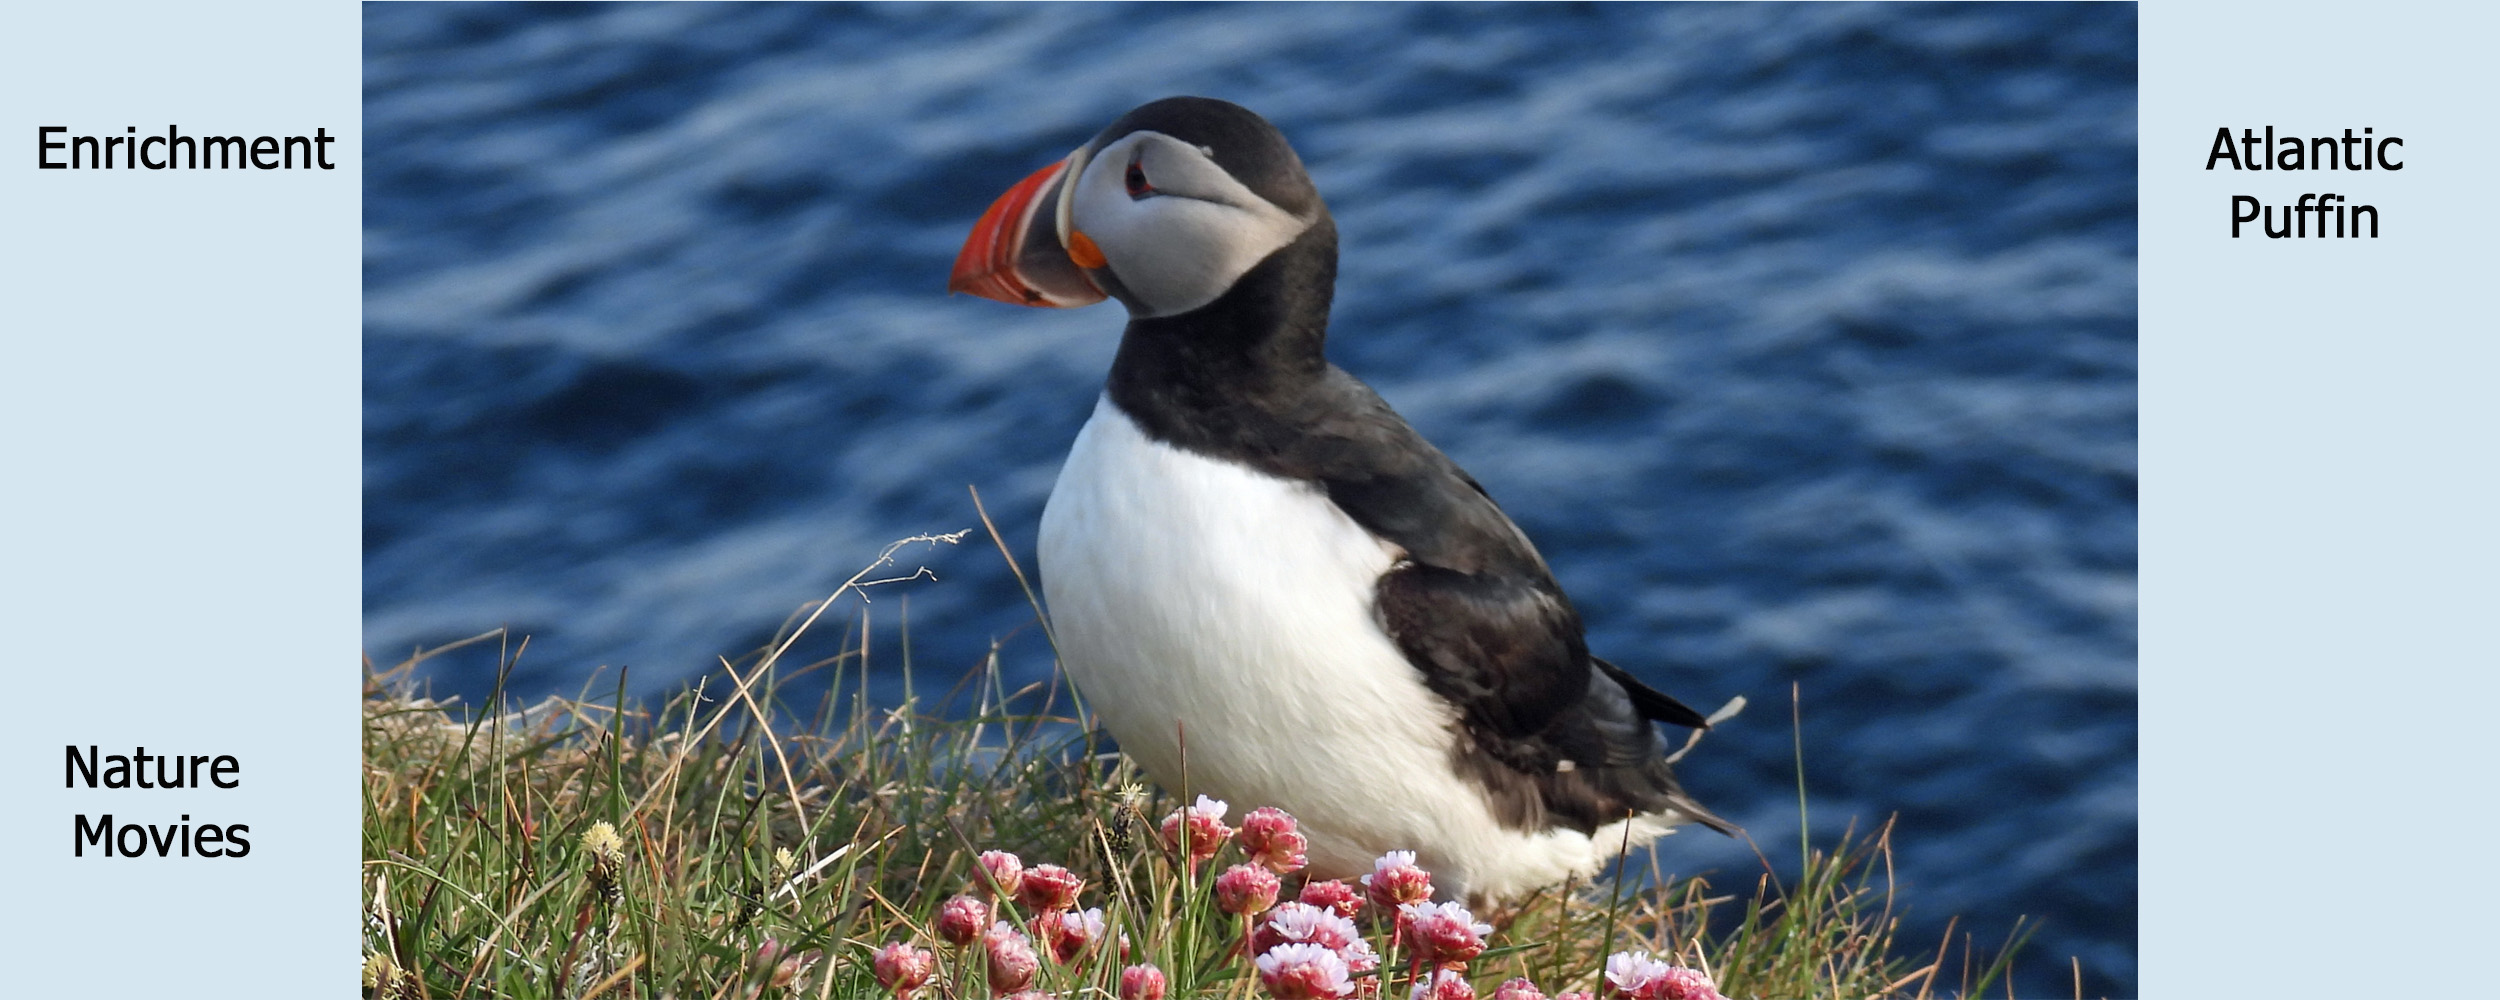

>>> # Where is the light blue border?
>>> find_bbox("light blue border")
[0,2,357,994]
[2142,3,2499,996]
[4,2,2497,996]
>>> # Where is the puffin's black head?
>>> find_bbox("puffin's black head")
[951,96,1331,320]
[1091,97,1324,221]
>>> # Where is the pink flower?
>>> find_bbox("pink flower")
[1017,863,1084,913]
[1361,851,1434,911]
[871,942,936,996]
[1556,994,1598,1000]
[1250,901,1311,955]
[1260,900,1360,955]
[1034,907,1105,963]
[1401,901,1492,967]
[1252,902,1375,972]
[1601,952,1722,1000]
[979,850,1025,899]
[1238,806,1309,873]
[1119,963,1169,1000]
[1491,979,1548,1000]
[1160,795,1234,867]
[1255,942,1355,999]
[1216,864,1283,916]
[1411,969,1477,1000]
[1645,968,1721,1000]
[984,922,1040,996]
[937,895,992,948]
[1299,879,1364,919]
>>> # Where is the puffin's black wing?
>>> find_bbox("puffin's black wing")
[1297,370,1735,837]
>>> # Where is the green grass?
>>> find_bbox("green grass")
[362,536,2043,999]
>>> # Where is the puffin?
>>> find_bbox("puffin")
[950,96,1735,900]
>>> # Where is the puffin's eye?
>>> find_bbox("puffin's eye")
[1124,157,1153,198]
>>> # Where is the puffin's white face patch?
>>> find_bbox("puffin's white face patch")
[1070,131,1312,318]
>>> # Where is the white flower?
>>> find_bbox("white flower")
[1605,951,1671,995]
[1261,902,1373,969]
[1053,905,1106,950]
[1401,900,1493,937]
[1337,935,1381,973]
[1256,942,1355,999]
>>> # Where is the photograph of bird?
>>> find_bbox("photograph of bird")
[952,97,1736,901]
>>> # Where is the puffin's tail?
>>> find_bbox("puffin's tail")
[1593,657,1712,729]
[1660,786,1741,838]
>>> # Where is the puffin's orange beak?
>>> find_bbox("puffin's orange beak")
[949,150,1108,308]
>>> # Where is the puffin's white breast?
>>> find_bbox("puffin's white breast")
[1036,395,1652,896]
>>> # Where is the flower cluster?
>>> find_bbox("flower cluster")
[360,952,414,1000]
[1601,952,1726,1000]
[982,920,1041,995]
[1490,978,1550,1000]
[1238,805,1310,873]
[580,820,626,904]
[936,894,991,947]
[1033,905,1107,964]
[867,845,1152,999]
[1361,850,1434,911]
[979,849,1024,898]
[1120,963,1169,1000]
[1257,942,1358,999]
[1401,900,1492,968]
[1412,968,1478,1000]
[869,942,933,996]
[1299,878,1364,919]
[1234,844,1721,1000]
[1018,863,1085,913]
[1160,794,1235,869]
[1217,863,1284,916]
[866,805,1721,1000]
[1251,901,1379,973]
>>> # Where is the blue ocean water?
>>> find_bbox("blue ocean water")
[364,3,2135,994]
